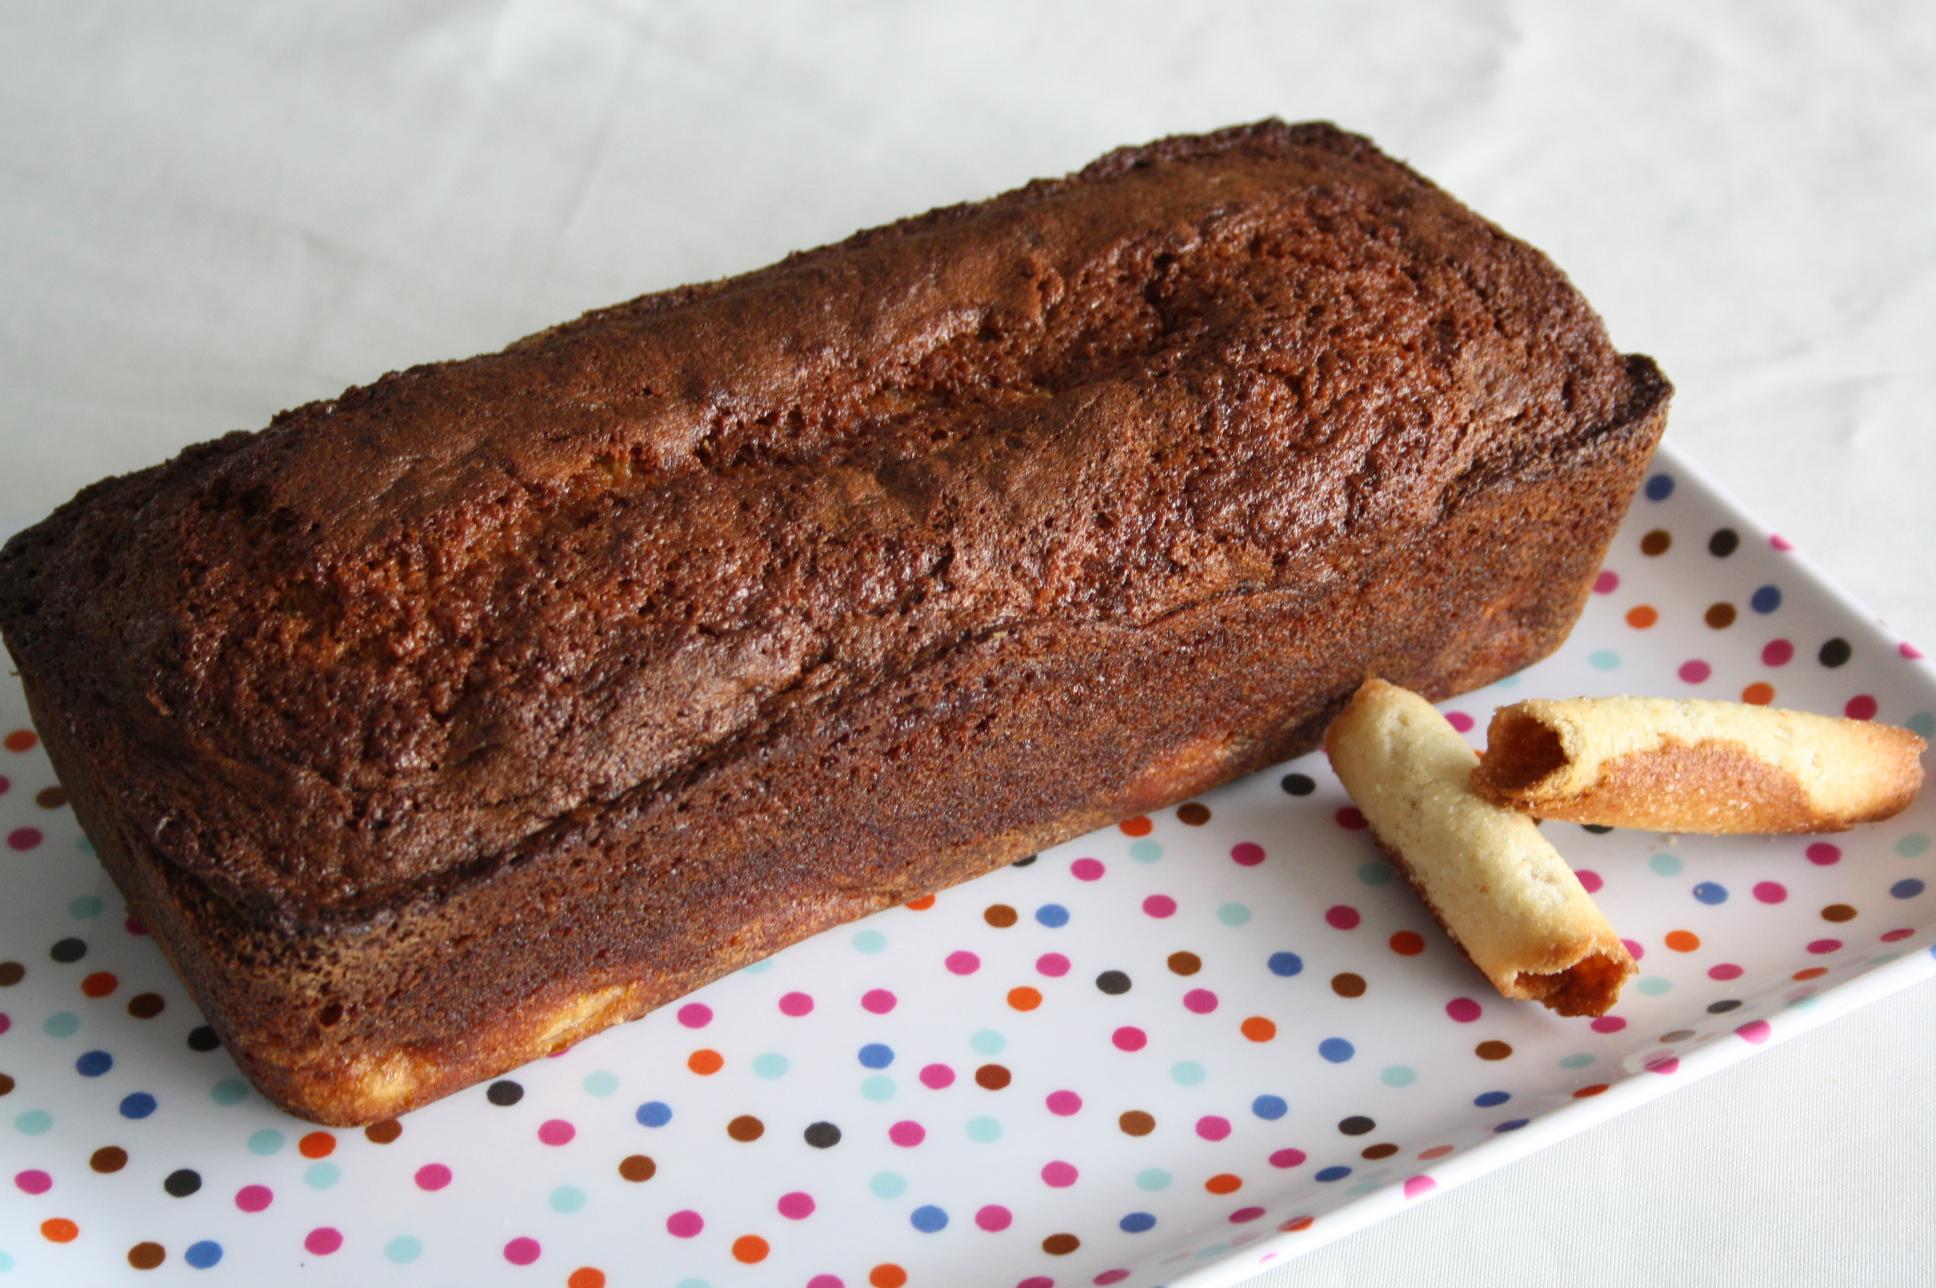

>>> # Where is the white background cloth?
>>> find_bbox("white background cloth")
[3,2,1931,1282]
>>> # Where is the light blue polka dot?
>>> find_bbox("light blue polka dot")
[1345,1180,1382,1196]
[869,1171,907,1200]
[1493,671,1522,688]
[550,1184,586,1214]
[1216,902,1252,928]
[1635,976,1672,996]
[383,1236,421,1265]
[1193,1242,1231,1261]
[969,1029,1006,1055]
[1380,1065,1417,1088]
[1356,861,1394,887]
[1649,852,1684,876]
[860,1075,896,1102]
[67,895,103,918]
[76,837,93,855]
[304,1162,340,1190]
[209,1079,247,1105]
[1897,833,1930,858]
[247,1128,285,1155]
[1128,839,1163,863]
[42,1012,79,1038]
[1787,993,1821,1010]
[751,1053,789,1079]
[1907,712,1935,740]
[14,1110,52,1135]
[582,1070,619,1097]
[1135,1167,1173,1191]
[1559,1052,1595,1069]
[739,958,774,974]
[674,1281,710,1288]
[1588,649,1621,670]
[0,1249,14,1272]
[852,929,887,954]
[1170,1060,1206,1086]
[1869,952,1900,966]
[965,1116,1002,1143]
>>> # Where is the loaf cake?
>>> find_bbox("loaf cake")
[0,121,1670,1124]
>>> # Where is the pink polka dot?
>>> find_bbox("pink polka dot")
[919,1063,955,1090]
[14,1169,51,1195]
[1142,894,1176,919]
[6,827,41,851]
[778,991,814,1016]
[235,1185,274,1212]
[1403,1175,1436,1199]
[1020,1279,1055,1288]
[1881,927,1915,942]
[1805,843,1841,866]
[124,916,146,935]
[1070,857,1105,881]
[1753,881,1788,904]
[1444,997,1482,1023]
[1589,1015,1626,1034]
[976,1204,1013,1232]
[1807,938,1842,955]
[1045,1090,1083,1116]
[537,1119,575,1146]
[1677,659,1711,684]
[1763,638,1794,667]
[808,1278,844,1288]
[304,1227,343,1256]
[666,1210,704,1238]
[1901,641,1925,660]
[1576,869,1603,894]
[1770,533,1793,551]
[1707,963,1743,981]
[0,775,7,795]
[1040,1160,1079,1187]
[1622,938,1645,961]
[945,951,981,976]
[1095,1271,1131,1285]
[1645,1057,1679,1076]
[1035,952,1070,978]
[503,1237,540,1266]
[778,1191,816,1220]
[676,1002,712,1028]
[1268,1147,1307,1168]
[414,1163,451,1191]
[1229,1205,1266,1224]
[888,1120,926,1147]
[1444,711,1474,733]
[1735,1019,1772,1045]
[861,988,897,1014]
[1593,570,1619,594]
[1325,905,1360,931]
[1112,1025,1147,1052]
[1183,988,1219,1014]
[1335,806,1368,831]
[1196,1115,1232,1141]
[0,1014,8,1036]
[1230,842,1265,867]
[1845,694,1878,721]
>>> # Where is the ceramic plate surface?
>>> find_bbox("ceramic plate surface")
[2,445,1933,1286]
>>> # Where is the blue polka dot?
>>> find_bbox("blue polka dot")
[74,1049,112,1077]
[1128,839,1163,863]
[910,1204,948,1233]
[304,1161,340,1190]
[1474,1090,1510,1108]
[1494,1118,1530,1132]
[1035,903,1070,928]
[1268,951,1304,977]
[858,1042,895,1069]
[636,1100,672,1127]
[246,1128,283,1155]
[1120,1212,1157,1233]
[119,1092,157,1119]
[14,1109,52,1135]
[1251,1094,1288,1120]
[1318,1037,1354,1063]
[1750,585,1782,613]
[184,1241,223,1269]
[1588,649,1621,670]
[852,929,887,954]
[1314,1165,1352,1182]
[67,895,103,918]
[382,1236,420,1265]
[1891,878,1924,899]
[1692,881,1728,905]
[41,1012,79,1038]
[1644,473,1674,501]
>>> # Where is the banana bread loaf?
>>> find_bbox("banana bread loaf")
[0,120,1670,1124]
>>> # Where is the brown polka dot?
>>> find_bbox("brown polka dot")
[126,993,164,1020]
[618,1154,656,1182]
[127,1242,165,1270]
[1166,951,1201,976]
[35,786,66,809]
[1475,1040,1513,1061]
[1118,1110,1155,1136]
[1176,802,1211,826]
[974,1063,1011,1090]
[0,1072,14,1097]
[91,1146,127,1173]
[1640,529,1671,556]
[726,1114,765,1142]
[0,961,22,986]
[1042,1233,1080,1256]
[1704,602,1736,629]
[982,904,1017,928]
[1361,1142,1399,1160]
[1821,904,1857,923]
[364,1119,402,1144]
[1659,1029,1696,1043]
[1330,972,1366,998]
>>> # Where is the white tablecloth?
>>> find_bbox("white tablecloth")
[3,3,1931,1282]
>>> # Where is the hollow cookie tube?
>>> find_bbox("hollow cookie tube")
[1324,679,1634,1017]
[1471,697,1926,834]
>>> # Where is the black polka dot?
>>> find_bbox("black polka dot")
[1280,773,1315,797]
[185,1026,220,1053]
[1095,970,1132,996]
[1338,1115,1376,1136]
[1010,854,1037,868]
[1819,638,1852,668]
[0,961,23,986]
[163,1168,201,1197]
[804,1121,841,1148]
[1706,999,1742,1014]
[1581,824,1613,835]
[49,938,86,964]
[486,1079,524,1107]
[1708,528,1740,557]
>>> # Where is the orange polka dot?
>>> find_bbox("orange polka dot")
[4,729,38,753]
[1625,605,1658,629]
[568,1270,607,1288]
[81,971,118,998]
[688,1048,725,1075]
[41,1217,78,1243]
[298,1131,335,1159]
[870,1265,909,1288]
[1792,966,1828,981]
[1280,1215,1314,1233]
[1118,815,1153,837]
[1572,1083,1610,1098]
[1664,930,1701,953]
[731,1235,769,1264]
[1204,1173,1243,1195]
[1742,682,1775,705]
[1239,1016,1276,1042]
[1389,930,1425,956]
[904,894,935,911]
[1006,986,1042,1012]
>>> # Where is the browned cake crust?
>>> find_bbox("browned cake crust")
[0,121,1670,1123]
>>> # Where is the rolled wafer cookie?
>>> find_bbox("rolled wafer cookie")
[1324,679,1634,1017]
[1471,698,1926,834]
